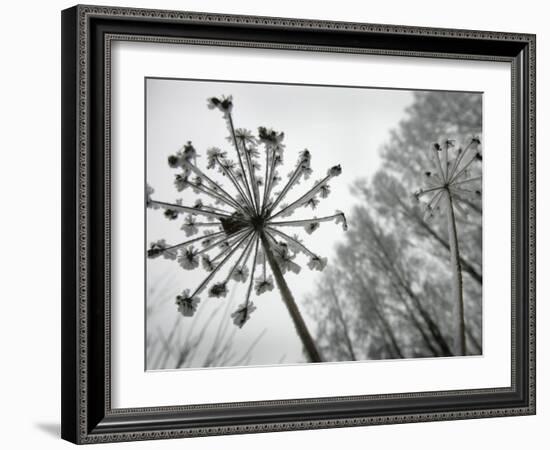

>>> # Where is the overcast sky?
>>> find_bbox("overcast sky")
[145,77,414,369]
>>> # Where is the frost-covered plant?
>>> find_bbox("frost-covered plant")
[147,95,347,362]
[413,137,482,356]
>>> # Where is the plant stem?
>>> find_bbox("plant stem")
[260,233,322,363]
[444,188,466,356]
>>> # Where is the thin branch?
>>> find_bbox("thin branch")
[162,230,226,253]
[448,140,475,180]
[270,173,335,219]
[241,140,262,214]
[183,161,246,213]
[261,149,280,214]
[215,156,255,213]
[150,200,232,220]
[225,232,257,282]
[227,113,256,211]
[191,231,253,297]
[243,237,261,308]
[185,179,241,212]
[449,150,481,184]
[198,228,250,256]
[430,144,446,181]
[267,165,304,215]
[269,213,343,228]
[267,226,317,257]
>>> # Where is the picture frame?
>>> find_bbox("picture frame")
[61,4,536,444]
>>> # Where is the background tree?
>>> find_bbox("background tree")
[306,91,482,360]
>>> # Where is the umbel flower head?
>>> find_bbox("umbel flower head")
[413,137,482,219]
[413,136,482,357]
[147,95,347,329]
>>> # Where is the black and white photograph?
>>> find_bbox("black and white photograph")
[0,0,543,446]
[145,78,483,370]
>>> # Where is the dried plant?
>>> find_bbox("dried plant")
[413,137,482,355]
[147,95,347,362]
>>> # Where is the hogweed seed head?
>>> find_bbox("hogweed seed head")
[147,95,347,325]
[414,137,482,220]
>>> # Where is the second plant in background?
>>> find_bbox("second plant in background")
[414,137,482,355]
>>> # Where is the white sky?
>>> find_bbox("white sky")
[145,78,413,369]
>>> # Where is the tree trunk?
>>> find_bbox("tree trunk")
[444,189,466,356]
[362,227,454,357]
[328,280,357,360]
[391,284,440,356]
[354,276,404,358]
[372,303,404,358]
[260,233,322,362]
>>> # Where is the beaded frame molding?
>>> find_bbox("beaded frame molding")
[61,4,536,444]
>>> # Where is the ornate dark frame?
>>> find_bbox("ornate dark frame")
[61,4,536,444]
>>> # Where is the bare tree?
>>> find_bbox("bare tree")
[306,91,482,360]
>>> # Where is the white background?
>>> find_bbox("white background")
[0,0,546,449]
